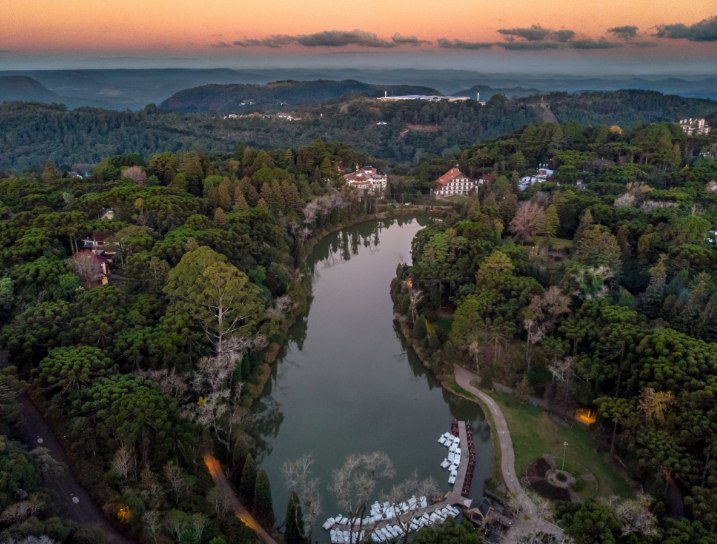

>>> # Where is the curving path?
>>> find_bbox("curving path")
[17,394,133,544]
[453,365,564,543]
[203,453,279,544]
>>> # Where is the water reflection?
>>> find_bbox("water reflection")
[250,217,491,540]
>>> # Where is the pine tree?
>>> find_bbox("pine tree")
[540,204,559,240]
[514,376,533,402]
[240,353,251,380]
[413,315,427,340]
[234,191,249,210]
[575,208,593,241]
[238,453,257,508]
[284,491,306,544]
[231,437,251,488]
[253,469,275,527]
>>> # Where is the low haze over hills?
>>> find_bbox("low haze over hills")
[1,69,717,111]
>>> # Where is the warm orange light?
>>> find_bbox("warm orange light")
[575,408,597,425]
[203,453,220,478]
[117,506,131,522]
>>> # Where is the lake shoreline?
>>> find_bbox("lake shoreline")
[246,203,439,406]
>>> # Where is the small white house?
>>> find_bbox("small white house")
[519,163,554,191]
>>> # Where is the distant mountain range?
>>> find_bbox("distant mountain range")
[0,76,60,103]
[1,68,716,111]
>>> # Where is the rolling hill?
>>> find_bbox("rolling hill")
[0,76,59,103]
[158,79,442,112]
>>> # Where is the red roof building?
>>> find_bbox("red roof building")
[434,166,476,197]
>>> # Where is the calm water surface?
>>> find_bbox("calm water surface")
[251,217,492,540]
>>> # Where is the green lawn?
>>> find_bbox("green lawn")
[435,316,453,334]
[490,391,633,499]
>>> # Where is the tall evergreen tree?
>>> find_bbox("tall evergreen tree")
[238,453,257,508]
[284,491,306,544]
[253,469,275,528]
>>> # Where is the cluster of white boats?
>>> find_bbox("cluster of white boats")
[322,498,461,543]
[321,423,474,543]
[437,432,462,485]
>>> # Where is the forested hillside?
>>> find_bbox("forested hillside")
[1,111,717,542]
[158,79,441,112]
[2,89,715,172]
[393,121,717,543]
[0,139,382,543]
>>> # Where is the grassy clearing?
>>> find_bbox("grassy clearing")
[435,316,453,334]
[490,391,632,499]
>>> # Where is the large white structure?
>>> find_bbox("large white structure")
[377,92,471,103]
[679,118,711,136]
[344,165,388,194]
[434,166,476,197]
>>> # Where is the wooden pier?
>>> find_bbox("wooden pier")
[444,421,475,505]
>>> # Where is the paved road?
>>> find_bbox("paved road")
[203,453,280,544]
[453,365,564,543]
[16,394,133,544]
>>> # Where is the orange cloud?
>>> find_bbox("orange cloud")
[2,0,715,53]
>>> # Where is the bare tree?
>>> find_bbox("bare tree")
[110,446,136,483]
[0,495,44,524]
[523,286,570,368]
[142,510,162,544]
[283,454,322,542]
[29,447,64,478]
[509,201,545,242]
[267,294,294,320]
[329,452,395,543]
[526,489,554,521]
[408,289,423,325]
[137,368,188,399]
[548,356,576,386]
[139,467,166,509]
[207,485,232,518]
[190,513,209,542]
[121,165,148,186]
[163,461,187,501]
[468,340,482,373]
[70,250,102,288]
[383,471,438,544]
[184,335,265,457]
[611,493,658,538]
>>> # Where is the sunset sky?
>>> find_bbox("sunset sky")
[3,0,716,72]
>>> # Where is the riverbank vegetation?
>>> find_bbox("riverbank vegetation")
[393,121,717,542]
[0,139,394,542]
[1,115,715,543]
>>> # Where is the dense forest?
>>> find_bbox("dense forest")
[393,121,717,542]
[1,88,715,171]
[1,114,717,543]
[0,139,387,543]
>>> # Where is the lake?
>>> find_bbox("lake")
[251,217,492,540]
